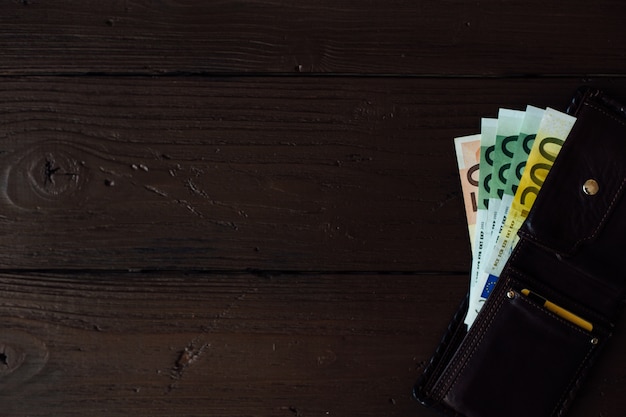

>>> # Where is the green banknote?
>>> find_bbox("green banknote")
[484,109,525,255]
[491,109,525,201]
[487,106,543,252]
[469,118,497,300]
[506,106,545,197]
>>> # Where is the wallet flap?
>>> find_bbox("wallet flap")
[519,94,626,256]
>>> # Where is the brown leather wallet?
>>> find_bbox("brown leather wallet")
[413,87,626,417]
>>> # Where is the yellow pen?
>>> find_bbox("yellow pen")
[521,289,593,332]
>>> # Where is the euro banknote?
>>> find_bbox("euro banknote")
[456,107,577,327]
[453,134,481,254]
[483,107,542,274]
[468,119,497,300]
[482,109,525,272]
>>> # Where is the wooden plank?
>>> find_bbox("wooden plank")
[2,77,626,271]
[0,272,464,417]
[0,271,624,416]
[0,0,625,75]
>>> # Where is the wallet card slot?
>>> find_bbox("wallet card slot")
[428,278,606,417]
[519,288,594,332]
[505,252,616,330]
[506,238,620,326]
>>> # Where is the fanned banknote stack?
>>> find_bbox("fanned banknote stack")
[455,106,577,327]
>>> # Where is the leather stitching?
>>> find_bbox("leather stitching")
[440,291,506,403]
[552,345,596,417]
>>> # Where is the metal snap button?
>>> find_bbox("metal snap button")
[582,179,599,196]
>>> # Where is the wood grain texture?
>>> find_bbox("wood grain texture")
[0,272,465,417]
[0,0,624,75]
[2,77,625,271]
[2,1,625,415]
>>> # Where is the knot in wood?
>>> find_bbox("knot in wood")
[4,142,90,209]
[0,331,49,389]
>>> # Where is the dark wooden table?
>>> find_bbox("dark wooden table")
[1,1,624,416]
